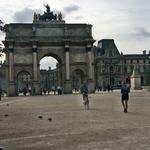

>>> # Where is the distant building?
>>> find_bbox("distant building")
[40,67,58,91]
[94,39,150,89]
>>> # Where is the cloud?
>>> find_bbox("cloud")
[65,15,84,22]
[13,8,42,23]
[137,28,150,37]
[63,4,80,13]
[129,28,150,39]
[72,16,84,20]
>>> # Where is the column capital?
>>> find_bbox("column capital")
[8,40,14,52]
[32,41,38,52]
[30,39,38,44]
[31,40,38,50]
[65,47,69,52]
[32,47,37,52]
[86,46,92,52]
[8,48,14,52]
[64,39,70,48]
[65,45,69,52]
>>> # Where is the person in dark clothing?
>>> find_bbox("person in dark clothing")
[28,87,31,95]
[0,88,2,101]
[107,84,110,92]
[110,85,114,92]
[121,83,130,113]
[43,88,46,95]
[97,85,102,92]
[80,81,89,110]
[40,88,42,95]
[23,87,27,96]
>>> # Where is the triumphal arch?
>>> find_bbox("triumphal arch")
[3,5,95,96]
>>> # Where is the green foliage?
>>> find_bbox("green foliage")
[0,19,5,57]
[0,19,5,32]
[0,43,4,57]
[144,69,150,86]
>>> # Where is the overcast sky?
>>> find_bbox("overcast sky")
[0,0,150,68]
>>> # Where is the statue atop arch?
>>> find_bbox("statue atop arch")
[38,4,57,21]
[44,4,50,13]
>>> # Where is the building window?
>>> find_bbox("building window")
[127,66,130,73]
[130,66,133,73]
[126,60,131,64]
[109,50,112,57]
[110,66,114,73]
[141,76,144,85]
[131,66,134,72]
[118,66,121,73]
[124,66,127,73]
[133,59,137,64]
[140,66,144,73]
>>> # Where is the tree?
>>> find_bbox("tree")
[0,19,5,57]
[0,43,4,57]
[0,19,5,32]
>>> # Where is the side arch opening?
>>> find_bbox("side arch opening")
[17,71,31,95]
[72,69,86,93]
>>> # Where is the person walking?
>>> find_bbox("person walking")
[0,88,2,101]
[80,81,89,110]
[121,83,130,113]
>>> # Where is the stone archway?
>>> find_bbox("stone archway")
[17,71,31,95]
[3,6,95,96]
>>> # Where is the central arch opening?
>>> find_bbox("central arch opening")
[40,56,57,70]
[40,55,62,95]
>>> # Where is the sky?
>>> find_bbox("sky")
[0,0,150,68]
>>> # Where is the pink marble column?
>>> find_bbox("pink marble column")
[8,48,14,81]
[86,46,93,79]
[65,46,70,80]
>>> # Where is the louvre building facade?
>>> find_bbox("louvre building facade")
[94,39,150,89]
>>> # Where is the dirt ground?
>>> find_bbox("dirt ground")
[0,90,150,150]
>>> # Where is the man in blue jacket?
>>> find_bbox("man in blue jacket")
[80,81,89,110]
[121,83,130,113]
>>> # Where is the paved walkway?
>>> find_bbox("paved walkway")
[0,90,150,150]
